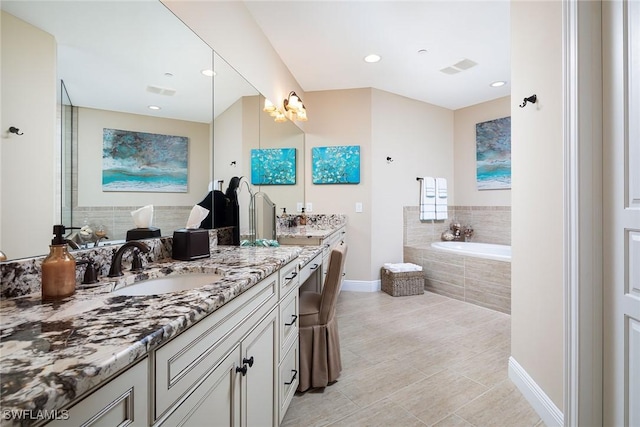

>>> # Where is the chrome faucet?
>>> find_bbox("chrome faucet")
[65,239,81,250]
[108,241,150,277]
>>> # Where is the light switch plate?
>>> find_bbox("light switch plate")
[296,202,303,212]
[355,202,363,213]
[306,202,313,212]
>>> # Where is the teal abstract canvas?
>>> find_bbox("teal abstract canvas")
[251,148,296,185]
[102,128,188,192]
[312,145,360,184]
[476,117,511,190]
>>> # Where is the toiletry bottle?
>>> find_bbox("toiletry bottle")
[42,225,76,301]
[299,207,307,226]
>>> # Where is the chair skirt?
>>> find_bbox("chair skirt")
[297,316,342,392]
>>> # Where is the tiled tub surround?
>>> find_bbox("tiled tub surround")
[404,206,511,246]
[0,231,218,300]
[0,244,323,420]
[404,244,511,314]
[403,205,511,313]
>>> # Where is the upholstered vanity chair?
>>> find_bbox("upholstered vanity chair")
[297,244,348,392]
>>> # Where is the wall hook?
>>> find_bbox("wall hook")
[386,156,394,163]
[519,94,537,108]
[230,161,236,166]
[8,126,24,136]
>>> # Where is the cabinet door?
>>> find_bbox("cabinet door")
[241,308,277,427]
[48,358,148,427]
[161,346,241,427]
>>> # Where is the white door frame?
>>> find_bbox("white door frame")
[563,0,604,426]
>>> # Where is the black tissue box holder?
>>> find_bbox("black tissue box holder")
[172,229,210,261]
[126,227,161,241]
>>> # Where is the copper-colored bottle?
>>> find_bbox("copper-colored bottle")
[42,225,76,301]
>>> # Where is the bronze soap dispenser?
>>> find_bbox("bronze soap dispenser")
[42,225,76,301]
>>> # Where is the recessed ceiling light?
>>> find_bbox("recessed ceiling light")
[148,105,161,110]
[201,69,215,77]
[490,80,507,87]
[164,72,174,78]
[417,49,428,54]
[364,54,381,63]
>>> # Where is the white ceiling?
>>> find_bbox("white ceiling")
[244,0,511,110]
[3,0,510,121]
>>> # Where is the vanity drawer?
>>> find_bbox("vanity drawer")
[279,287,299,358]
[279,259,299,297]
[153,273,277,420]
[299,253,321,285]
[278,342,299,423]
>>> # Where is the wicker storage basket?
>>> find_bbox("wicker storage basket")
[380,267,424,297]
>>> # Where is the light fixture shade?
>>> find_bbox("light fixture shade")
[274,111,287,122]
[297,108,308,121]
[263,99,277,113]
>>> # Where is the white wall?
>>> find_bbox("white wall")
[454,96,512,206]
[77,107,211,207]
[511,0,564,412]
[1,11,57,259]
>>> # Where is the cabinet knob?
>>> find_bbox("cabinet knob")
[243,356,254,368]
[285,314,298,326]
[236,365,248,376]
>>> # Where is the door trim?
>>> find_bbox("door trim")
[563,1,604,426]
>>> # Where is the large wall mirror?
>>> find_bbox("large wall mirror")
[1,0,305,260]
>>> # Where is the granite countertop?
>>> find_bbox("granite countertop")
[277,224,345,240]
[0,245,321,419]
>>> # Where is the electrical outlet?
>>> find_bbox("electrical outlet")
[306,202,313,212]
[296,202,303,212]
[355,202,363,213]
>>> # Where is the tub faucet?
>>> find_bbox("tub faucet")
[108,241,150,277]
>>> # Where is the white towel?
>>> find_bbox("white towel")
[383,263,423,273]
[420,177,436,220]
[435,177,448,220]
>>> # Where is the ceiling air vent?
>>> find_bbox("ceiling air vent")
[439,58,478,75]
[147,85,177,96]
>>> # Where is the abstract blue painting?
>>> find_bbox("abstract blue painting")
[476,117,511,190]
[102,128,188,192]
[312,145,360,184]
[251,148,296,185]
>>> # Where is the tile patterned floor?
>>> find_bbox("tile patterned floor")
[282,291,544,427]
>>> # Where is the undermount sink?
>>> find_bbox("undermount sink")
[112,273,224,296]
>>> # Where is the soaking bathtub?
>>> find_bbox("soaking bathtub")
[430,241,511,262]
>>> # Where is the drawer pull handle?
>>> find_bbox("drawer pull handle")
[243,356,254,368]
[310,264,319,271]
[285,272,298,280]
[284,370,298,385]
[285,314,298,326]
[236,365,248,376]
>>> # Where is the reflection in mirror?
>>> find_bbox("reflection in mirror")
[60,80,73,231]
[1,1,213,259]
[250,192,276,241]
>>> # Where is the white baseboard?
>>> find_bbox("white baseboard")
[341,279,380,292]
[508,356,564,427]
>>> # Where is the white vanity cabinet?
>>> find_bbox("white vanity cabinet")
[321,227,346,281]
[48,358,149,427]
[154,273,278,426]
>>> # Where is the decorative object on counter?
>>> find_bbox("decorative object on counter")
[42,225,76,301]
[443,220,475,242]
[172,229,210,261]
[299,207,307,226]
[8,126,24,135]
[441,230,455,241]
[240,239,280,247]
[380,263,424,297]
[0,250,6,261]
[127,205,161,241]
[312,145,361,184]
[250,148,297,185]
[519,94,537,108]
[102,128,188,192]
[463,224,475,241]
[476,116,511,190]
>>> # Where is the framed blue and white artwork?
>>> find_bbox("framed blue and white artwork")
[251,148,297,185]
[312,145,361,184]
[476,116,511,190]
[102,128,188,192]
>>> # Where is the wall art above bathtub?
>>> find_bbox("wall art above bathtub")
[312,145,361,184]
[476,116,511,190]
